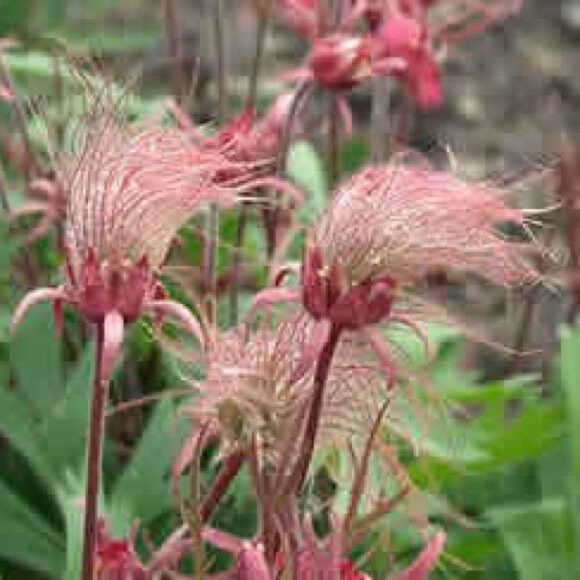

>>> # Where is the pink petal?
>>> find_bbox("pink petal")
[233,176,304,207]
[364,326,397,390]
[246,287,301,321]
[201,527,245,555]
[100,310,124,383]
[11,286,67,333]
[397,531,446,580]
[145,299,207,350]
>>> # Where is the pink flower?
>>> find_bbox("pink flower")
[250,159,534,385]
[372,13,442,109]
[168,94,303,203]
[11,100,224,379]
[95,519,146,580]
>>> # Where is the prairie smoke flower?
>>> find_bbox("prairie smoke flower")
[168,94,302,202]
[309,34,374,91]
[252,160,534,384]
[368,0,522,108]
[10,103,235,377]
[372,13,442,110]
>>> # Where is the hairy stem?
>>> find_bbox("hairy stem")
[285,324,342,494]
[163,0,185,104]
[201,448,245,522]
[81,324,108,580]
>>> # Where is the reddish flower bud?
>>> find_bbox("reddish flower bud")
[95,520,146,580]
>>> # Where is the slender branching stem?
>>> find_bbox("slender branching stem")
[229,15,269,325]
[229,203,247,326]
[266,79,311,257]
[328,95,340,187]
[203,0,227,323]
[247,15,269,113]
[163,0,185,104]
[0,159,10,214]
[81,323,108,580]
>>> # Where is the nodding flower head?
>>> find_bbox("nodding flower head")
[168,94,303,204]
[309,34,373,91]
[59,113,234,325]
[372,13,442,109]
[188,318,312,459]
[314,161,535,289]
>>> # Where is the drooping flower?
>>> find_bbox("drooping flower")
[368,0,523,108]
[167,93,303,202]
[372,13,442,110]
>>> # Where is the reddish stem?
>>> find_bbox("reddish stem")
[201,449,245,522]
[81,323,108,580]
[285,324,342,494]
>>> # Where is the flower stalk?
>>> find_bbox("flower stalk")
[81,321,112,580]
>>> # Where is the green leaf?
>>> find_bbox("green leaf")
[0,478,64,577]
[43,344,94,478]
[9,301,64,416]
[287,140,327,225]
[559,324,580,567]
[108,399,187,534]
[488,498,577,580]
[0,381,53,484]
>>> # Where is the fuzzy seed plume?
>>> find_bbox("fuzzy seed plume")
[61,98,235,277]
[314,159,535,287]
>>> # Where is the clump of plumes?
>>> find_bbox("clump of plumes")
[186,315,392,465]
[314,160,535,288]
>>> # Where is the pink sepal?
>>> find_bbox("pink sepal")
[145,299,207,350]
[397,531,446,580]
[100,310,124,384]
[11,286,67,333]
[364,326,396,390]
